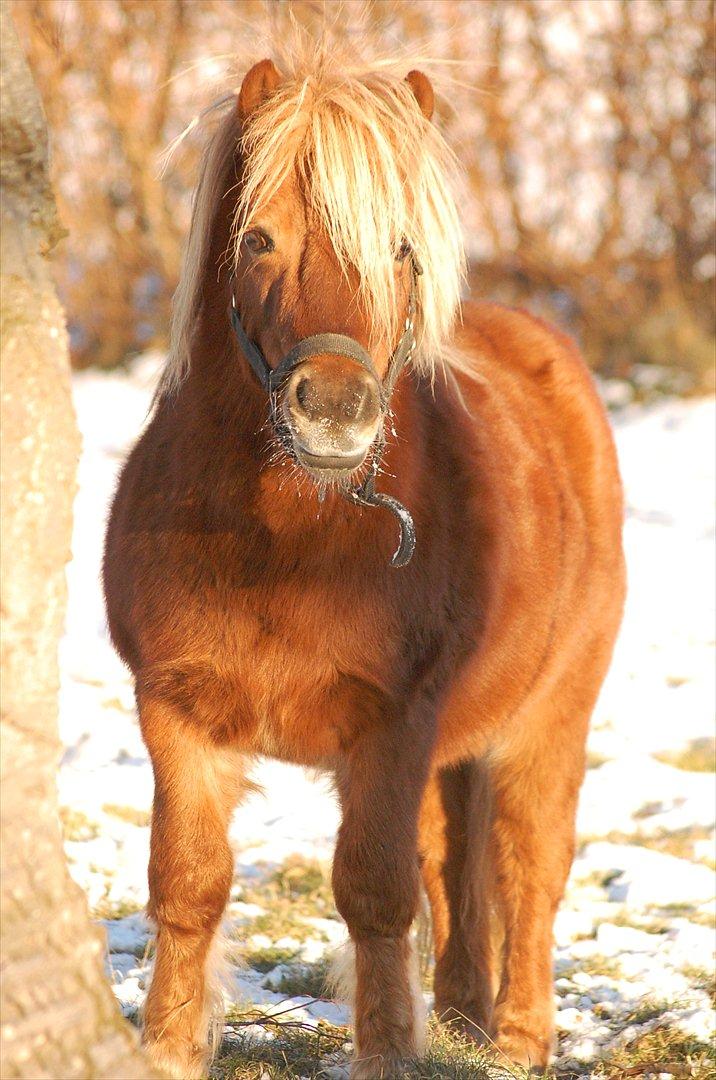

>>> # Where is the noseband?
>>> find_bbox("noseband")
[229,261,421,567]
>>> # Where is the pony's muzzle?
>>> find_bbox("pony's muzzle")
[283,356,382,474]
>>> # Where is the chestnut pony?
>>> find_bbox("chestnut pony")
[104,52,625,1080]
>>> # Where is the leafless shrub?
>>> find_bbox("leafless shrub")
[14,0,715,389]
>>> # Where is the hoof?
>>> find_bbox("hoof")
[493,1024,553,1073]
[350,1053,412,1079]
[144,1035,208,1079]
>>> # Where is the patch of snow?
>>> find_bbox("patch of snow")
[595,923,666,955]
[574,842,716,907]
[102,913,151,955]
[578,757,715,836]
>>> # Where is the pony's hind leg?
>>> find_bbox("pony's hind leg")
[419,761,495,1042]
[489,711,589,1072]
[332,695,434,1079]
[138,693,244,1080]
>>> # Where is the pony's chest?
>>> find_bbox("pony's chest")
[185,580,398,764]
[226,579,380,664]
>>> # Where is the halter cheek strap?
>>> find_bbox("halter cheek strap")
[229,260,421,568]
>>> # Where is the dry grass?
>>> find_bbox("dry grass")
[94,851,713,1078]
[587,1026,714,1080]
[215,1008,716,1079]
[557,955,625,981]
[92,896,145,920]
[102,803,152,827]
[214,1012,519,1080]
[654,739,716,774]
[262,958,332,1000]
[232,856,338,945]
[586,751,611,770]
[678,967,716,1009]
[59,806,100,841]
[578,827,715,867]
[214,1008,348,1080]
[647,904,715,928]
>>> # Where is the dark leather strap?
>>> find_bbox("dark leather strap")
[272,333,380,390]
[230,305,273,391]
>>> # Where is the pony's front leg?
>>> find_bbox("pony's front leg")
[332,697,434,1080]
[138,692,244,1080]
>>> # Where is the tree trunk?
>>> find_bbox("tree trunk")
[0,11,157,1078]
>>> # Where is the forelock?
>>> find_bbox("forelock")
[233,60,465,371]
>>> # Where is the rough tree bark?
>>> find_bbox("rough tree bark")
[0,11,157,1078]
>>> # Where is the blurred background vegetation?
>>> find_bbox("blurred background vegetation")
[13,0,715,392]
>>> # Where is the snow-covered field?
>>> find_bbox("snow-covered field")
[59,353,715,1072]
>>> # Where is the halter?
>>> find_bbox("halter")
[229,259,421,567]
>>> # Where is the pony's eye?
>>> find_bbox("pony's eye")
[396,239,412,263]
[243,229,274,255]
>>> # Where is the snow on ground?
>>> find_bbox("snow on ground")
[58,354,715,1070]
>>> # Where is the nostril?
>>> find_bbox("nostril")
[353,377,381,425]
[295,377,311,413]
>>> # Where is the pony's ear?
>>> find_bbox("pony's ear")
[238,59,282,120]
[406,70,434,121]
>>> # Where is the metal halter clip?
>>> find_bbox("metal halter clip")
[345,473,416,568]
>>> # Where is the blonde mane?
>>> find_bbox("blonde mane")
[163,38,466,394]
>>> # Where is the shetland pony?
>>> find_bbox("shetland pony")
[104,46,625,1080]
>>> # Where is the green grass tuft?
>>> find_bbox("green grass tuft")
[245,945,301,974]
[403,1019,522,1079]
[263,958,332,999]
